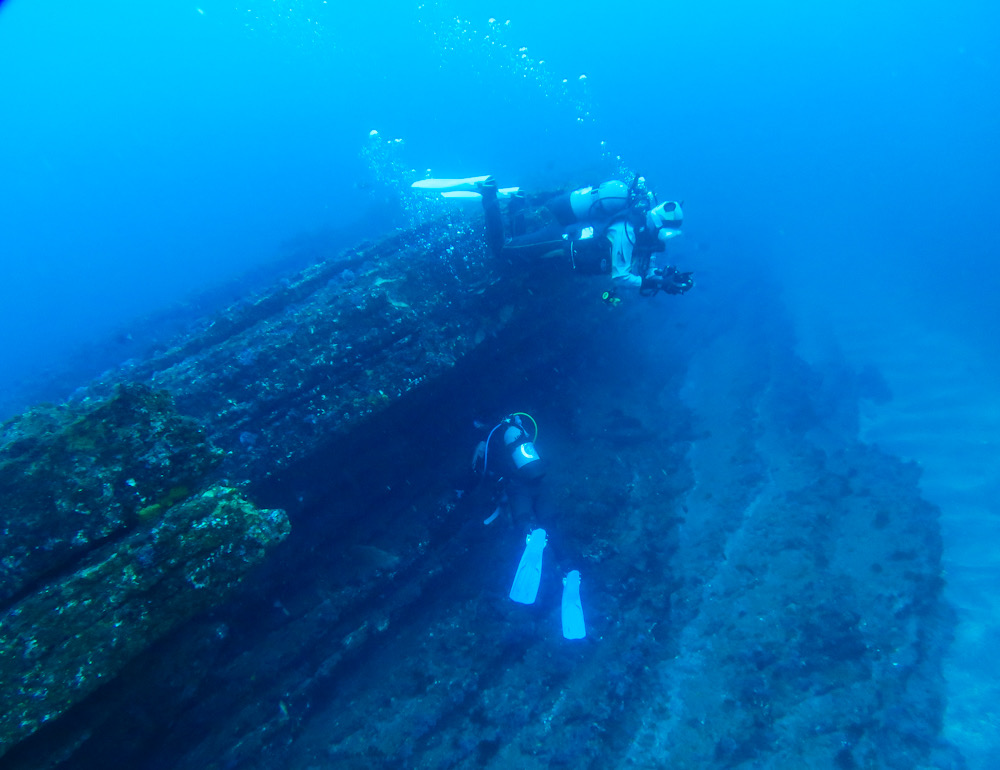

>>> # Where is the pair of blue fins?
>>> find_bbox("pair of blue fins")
[411,175,520,200]
[509,529,586,640]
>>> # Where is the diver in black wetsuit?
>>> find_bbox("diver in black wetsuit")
[480,176,694,298]
[466,413,547,527]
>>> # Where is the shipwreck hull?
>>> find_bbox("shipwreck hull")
[0,212,960,769]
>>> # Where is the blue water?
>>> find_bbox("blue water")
[2,0,997,378]
[2,0,999,765]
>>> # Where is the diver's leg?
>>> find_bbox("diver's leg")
[530,481,549,524]
[509,191,527,237]
[544,191,577,226]
[480,178,506,257]
[501,224,570,263]
[506,483,534,527]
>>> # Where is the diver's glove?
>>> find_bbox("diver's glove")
[640,275,662,293]
[641,266,695,295]
[658,266,694,295]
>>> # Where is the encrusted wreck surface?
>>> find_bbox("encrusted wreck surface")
[0,385,289,757]
[0,213,961,769]
[0,484,288,750]
[0,384,221,607]
[79,213,516,483]
[0,209,572,764]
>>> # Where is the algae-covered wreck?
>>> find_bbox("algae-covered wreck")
[0,209,961,769]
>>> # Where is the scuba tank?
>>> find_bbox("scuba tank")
[502,414,544,480]
[504,423,541,471]
[568,180,630,221]
[549,180,630,225]
[482,413,541,479]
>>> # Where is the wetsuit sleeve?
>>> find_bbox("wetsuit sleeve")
[607,221,642,288]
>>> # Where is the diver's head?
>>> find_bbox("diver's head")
[647,200,682,229]
[647,200,683,243]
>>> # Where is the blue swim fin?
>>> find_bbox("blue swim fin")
[440,187,521,200]
[410,176,520,199]
[561,570,586,639]
[411,175,492,192]
[509,529,547,605]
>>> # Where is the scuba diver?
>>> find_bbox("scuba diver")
[468,412,547,527]
[412,175,694,298]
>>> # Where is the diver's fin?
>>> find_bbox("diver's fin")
[561,570,586,639]
[411,175,492,193]
[412,177,520,199]
[441,190,487,200]
[509,528,547,604]
[440,187,521,200]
